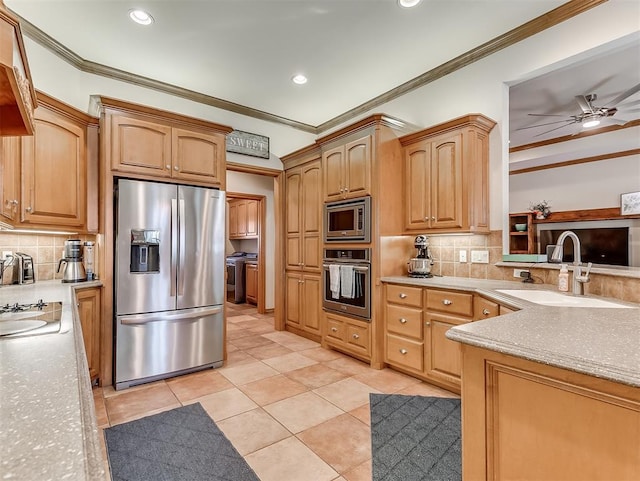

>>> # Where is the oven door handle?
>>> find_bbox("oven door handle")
[322,264,369,272]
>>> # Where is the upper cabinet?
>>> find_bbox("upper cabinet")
[322,134,371,202]
[228,198,258,239]
[400,114,496,234]
[96,96,233,188]
[0,6,37,136]
[1,92,99,231]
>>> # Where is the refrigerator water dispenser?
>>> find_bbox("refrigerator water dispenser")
[130,229,160,273]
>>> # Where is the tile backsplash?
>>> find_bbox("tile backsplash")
[0,233,97,284]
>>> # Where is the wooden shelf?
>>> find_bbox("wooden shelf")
[509,212,535,254]
[534,207,640,223]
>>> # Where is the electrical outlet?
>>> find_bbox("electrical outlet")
[471,250,489,263]
[513,268,527,278]
[459,250,467,263]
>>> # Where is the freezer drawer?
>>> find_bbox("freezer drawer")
[115,306,224,389]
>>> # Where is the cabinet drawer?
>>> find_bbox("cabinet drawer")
[474,296,500,320]
[326,318,345,342]
[427,289,473,317]
[346,323,369,353]
[386,304,422,339]
[386,284,423,308]
[386,334,423,372]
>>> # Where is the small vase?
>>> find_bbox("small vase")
[536,212,545,220]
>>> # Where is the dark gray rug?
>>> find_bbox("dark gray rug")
[104,402,259,481]
[370,394,461,481]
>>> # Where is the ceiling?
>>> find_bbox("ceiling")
[6,1,639,146]
[6,0,570,133]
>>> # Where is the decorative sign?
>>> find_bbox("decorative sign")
[621,191,640,215]
[226,130,270,159]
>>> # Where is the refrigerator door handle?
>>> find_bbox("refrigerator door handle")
[120,306,224,325]
[178,198,186,297]
[171,198,178,297]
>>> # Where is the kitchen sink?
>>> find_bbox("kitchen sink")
[496,290,633,308]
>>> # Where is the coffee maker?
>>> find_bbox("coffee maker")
[407,235,434,278]
[57,239,87,283]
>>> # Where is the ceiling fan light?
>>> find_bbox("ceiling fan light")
[398,0,422,8]
[292,74,308,85]
[582,119,601,128]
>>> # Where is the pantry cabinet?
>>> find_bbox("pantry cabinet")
[245,263,258,305]
[324,311,371,362]
[285,159,322,271]
[400,114,496,234]
[228,199,258,239]
[76,287,101,383]
[0,93,97,230]
[322,134,372,202]
[285,271,321,337]
[384,283,501,392]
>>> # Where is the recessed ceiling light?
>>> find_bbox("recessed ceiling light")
[129,9,154,25]
[398,0,422,8]
[292,74,308,85]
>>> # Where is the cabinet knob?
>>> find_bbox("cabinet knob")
[174,166,179,171]
[25,206,32,213]
[400,349,408,355]
[425,321,431,326]
[166,165,171,169]
[399,293,407,299]
[482,308,490,316]
[331,327,338,332]
[443,299,452,305]
[298,263,303,266]
[352,333,359,339]
[431,216,436,221]
[12,200,18,205]
[424,216,429,221]
[399,318,407,324]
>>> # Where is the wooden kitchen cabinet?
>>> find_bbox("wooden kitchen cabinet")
[110,115,226,185]
[228,199,258,239]
[0,136,20,221]
[0,6,37,136]
[322,134,371,202]
[285,271,321,337]
[384,284,503,392]
[285,159,321,271]
[76,287,101,383]
[400,114,496,234]
[245,263,258,305]
[324,311,371,362]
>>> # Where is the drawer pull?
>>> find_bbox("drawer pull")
[331,327,338,332]
[352,334,360,340]
[399,293,407,299]
[482,308,490,316]
[400,349,408,355]
[399,318,407,324]
[443,299,452,305]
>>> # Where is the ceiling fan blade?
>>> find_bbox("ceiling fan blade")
[606,83,640,108]
[516,119,576,131]
[616,99,640,110]
[527,113,568,117]
[575,95,593,114]
[533,121,579,137]
[601,118,628,126]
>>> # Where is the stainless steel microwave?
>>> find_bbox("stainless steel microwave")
[324,196,371,243]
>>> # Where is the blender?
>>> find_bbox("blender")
[407,235,434,278]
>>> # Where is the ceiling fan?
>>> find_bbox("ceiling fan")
[517,82,640,137]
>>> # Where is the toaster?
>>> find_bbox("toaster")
[12,253,35,285]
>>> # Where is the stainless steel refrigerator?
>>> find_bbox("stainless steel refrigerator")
[114,179,225,390]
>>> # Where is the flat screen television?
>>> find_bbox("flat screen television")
[539,227,629,266]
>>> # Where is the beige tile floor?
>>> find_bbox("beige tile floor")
[94,302,459,481]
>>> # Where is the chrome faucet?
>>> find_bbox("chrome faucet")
[550,230,592,295]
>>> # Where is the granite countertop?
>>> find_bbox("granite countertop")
[0,280,105,481]
[381,276,640,387]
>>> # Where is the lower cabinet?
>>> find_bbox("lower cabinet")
[245,263,258,305]
[76,287,101,383]
[384,283,501,392]
[285,271,321,340]
[323,311,371,362]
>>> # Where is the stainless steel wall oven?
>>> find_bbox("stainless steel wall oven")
[322,248,371,320]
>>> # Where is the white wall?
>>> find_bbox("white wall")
[226,171,276,309]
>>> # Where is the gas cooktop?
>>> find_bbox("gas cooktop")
[0,300,63,338]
